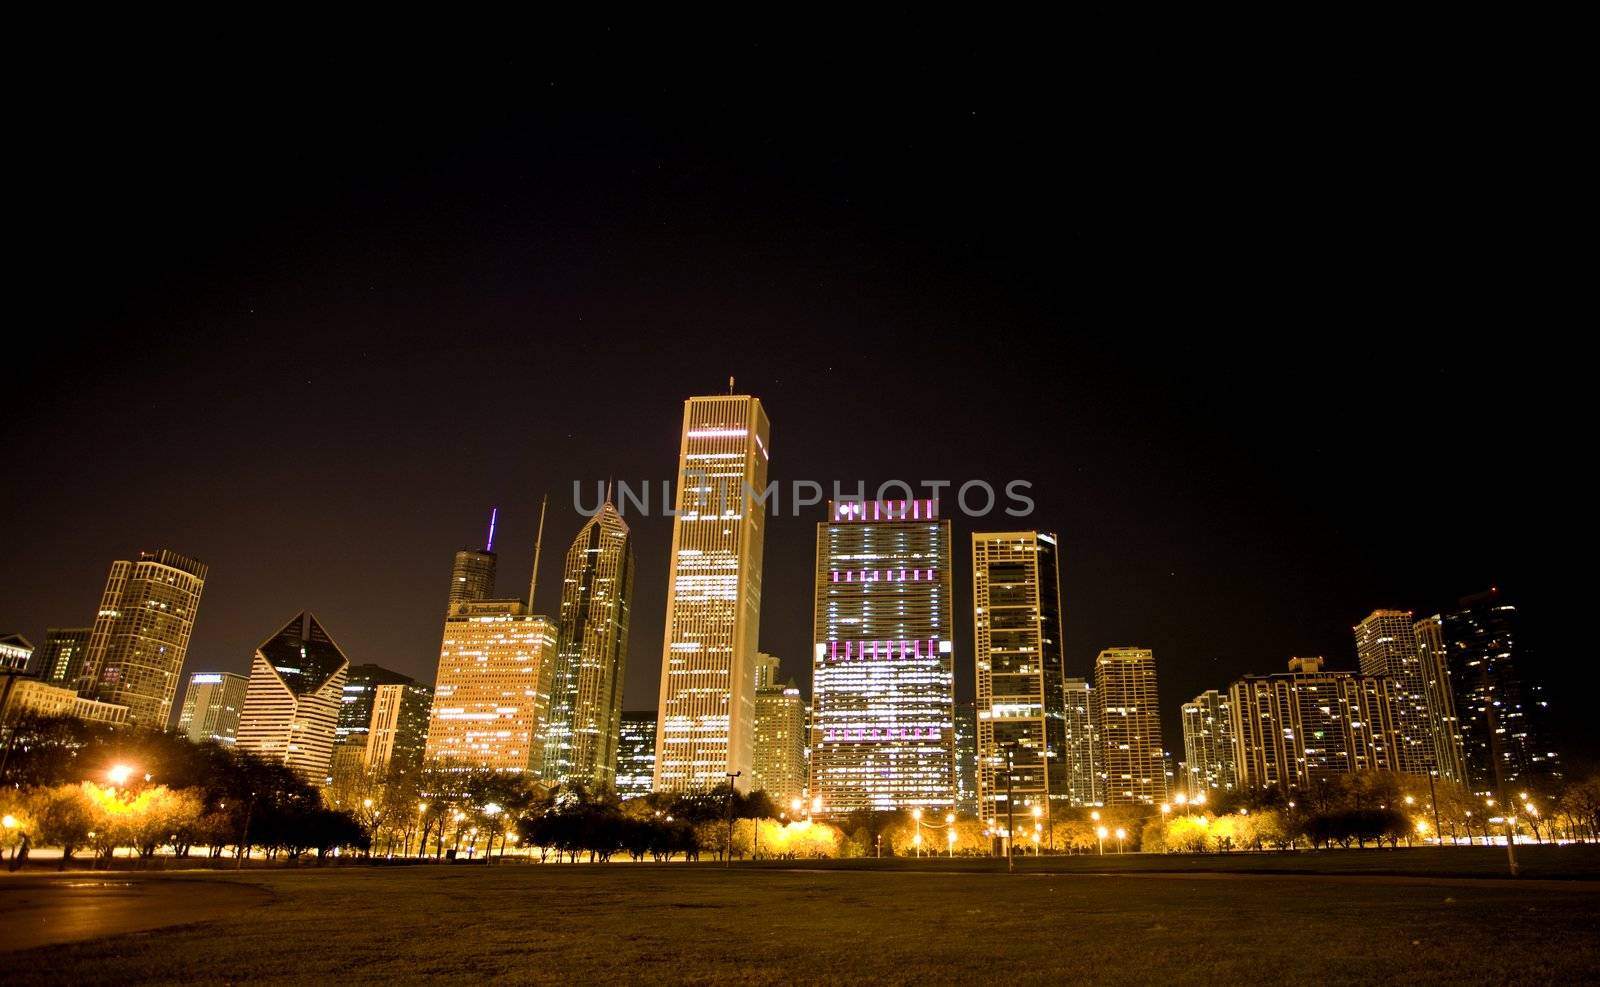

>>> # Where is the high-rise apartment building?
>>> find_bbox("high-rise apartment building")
[616,711,658,798]
[654,393,770,793]
[35,628,92,684]
[177,671,250,744]
[1355,609,1438,776]
[1180,688,1237,798]
[973,531,1068,824]
[1094,647,1168,805]
[426,599,557,773]
[78,549,207,729]
[236,612,350,784]
[1440,590,1560,793]
[1228,656,1399,791]
[337,664,418,745]
[754,652,781,690]
[1414,614,1469,786]
[810,499,954,815]
[953,701,978,815]
[336,664,432,777]
[1062,677,1100,806]
[753,679,807,804]
[542,498,635,789]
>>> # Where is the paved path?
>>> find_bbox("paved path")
[0,875,270,953]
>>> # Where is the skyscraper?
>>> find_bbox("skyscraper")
[177,671,249,744]
[1440,590,1560,793]
[236,612,350,784]
[953,701,978,815]
[811,499,954,815]
[973,532,1066,825]
[542,497,635,789]
[449,549,498,609]
[1094,647,1168,805]
[35,627,92,684]
[616,711,658,799]
[1414,614,1469,786]
[1228,656,1399,791]
[1180,689,1237,798]
[753,678,807,804]
[336,664,433,777]
[754,652,782,690]
[654,392,770,793]
[78,549,207,730]
[1062,678,1100,806]
[337,664,418,746]
[425,600,557,773]
[1355,609,1438,776]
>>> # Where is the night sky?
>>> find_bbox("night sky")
[4,86,1587,768]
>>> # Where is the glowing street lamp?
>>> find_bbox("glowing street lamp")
[947,828,957,858]
[107,764,135,786]
[1096,826,1108,855]
[1114,828,1126,854]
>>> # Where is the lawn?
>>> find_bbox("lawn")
[7,856,1599,985]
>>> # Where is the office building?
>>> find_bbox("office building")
[1180,688,1237,798]
[361,680,434,776]
[0,677,130,727]
[811,499,954,815]
[78,549,207,730]
[616,711,658,798]
[449,549,498,609]
[754,652,781,690]
[1095,647,1168,805]
[425,599,557,773]
[1355,609,1439,776]
[973,531,1068,824]
[542,497,636,789]
[35,628,92,684]
[236,612,350,784]
[753,678,807,804]
[177,671,249,744]
[1228,656,1399,791]
[954,701,978,815]
[1062,677,1100,805]
[654,393,770,793]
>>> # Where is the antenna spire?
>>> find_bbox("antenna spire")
[526,494,548,609]
[486,506,499,553]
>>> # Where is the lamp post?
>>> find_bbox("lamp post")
[1003,742,1018,873]
[1115,828,1126,854]
[912,808,923,858]
[1096,826,1108,856]
[724,771,741,867]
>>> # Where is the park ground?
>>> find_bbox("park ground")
[3,847,1598,984]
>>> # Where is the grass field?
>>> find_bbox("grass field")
[6,852,1599,984]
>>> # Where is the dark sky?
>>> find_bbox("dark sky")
[3,82,1587,769]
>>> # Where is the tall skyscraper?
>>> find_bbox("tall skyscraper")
[754,652,782,690]
[1180,688,1237,798]
[973,532,1067,825]
[1228,656,1399,791]
[1094,647,1168,805]
[449,549,498,609]
[35,627,92,684]
[1062,678,1100,806]
[236,612,350,784]
[953,701,978,815]
[336,664,432,777]
[542,497,635,789]
[78,549,207,730]
[654,392,770,793]
[753,677,807,804]
[426,599,557,773]
[616,711,658,799]
[810,499,954,815]
[1355,609,1438,776]
[177,671,250,744]
[1440,590,1560,793]
[337,664,419,746]
[1414,614,1469,786]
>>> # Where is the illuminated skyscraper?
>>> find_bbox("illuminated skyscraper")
[754,652,781,690]
[177,671,249,744]
[1094,647,1168,805]
[811,499,954,815]
[654,392,770,793]
[1180,688,1236,798]
[753,673,807,805]
[1414,614,1469,786]
[1228,656,1399,791]
[36,628,91,684]
[542,497,635,789]
[236,612,350,784]
[336,664,433,777]
[1355,609,1438,776]
[1062,678,1100,805]
[616,711,657,798]
[1440,590,1560,793]
[425,600,557,773]
[449,549,498,609]
[973,531,1066,825]
[79,549,207,730]
[953,701,978,815]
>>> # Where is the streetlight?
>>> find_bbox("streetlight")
[1096,826,1108,855]
[724,771,741,867]
[107,764,135,787]
[947,827,957,858]
[1115,828,1126,854]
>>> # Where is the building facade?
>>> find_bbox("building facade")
[35,627,92,684]
[1228,656,1399,791]
[177,671,250,744]
[1414,614,1469,786]
[654,393,770,793]
[425,599,558,773]
[1,634,33,672]
[1355,609,1439,777]
[0,677,130,727]
[542,498,635,789]
[753,681,807,804]
[1062,677,1100,805]
[449,549,498,609]
[362,681,434,776]
[1180,688,1237,798]
[953,701,978,815]
[236,612,350,784]
[1094,647,1168,805]
[973,531,1068,825]
[78,549,207,729]
[616,711,658,798]
[1440,591,1560,793]
[810,499,955,815]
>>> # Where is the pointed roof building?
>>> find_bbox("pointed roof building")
[236,612,351,784]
